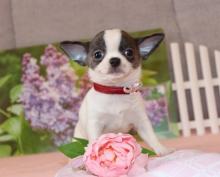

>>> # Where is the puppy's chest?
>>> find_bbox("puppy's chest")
[88,89,139,114]
[87,90,140,132]
[102,102,135,133]
[103,117,133,133]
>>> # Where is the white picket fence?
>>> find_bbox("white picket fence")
[170,42,220,137]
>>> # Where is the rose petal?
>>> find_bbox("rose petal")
[83,133,143,177]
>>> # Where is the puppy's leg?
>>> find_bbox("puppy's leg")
[74,123,87,139]
[87,118,103,142]
[135,112,172,155]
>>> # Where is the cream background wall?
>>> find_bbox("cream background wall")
[0,0,219,51]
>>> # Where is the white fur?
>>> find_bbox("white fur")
[89,29,133,86]
[74,29,171,155]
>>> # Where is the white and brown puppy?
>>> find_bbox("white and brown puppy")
[60,29,171,155]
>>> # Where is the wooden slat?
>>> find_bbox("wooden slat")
[172,78,219,90]
[185,43,205,135]
[199,46,219,133]
[170,43,190,137]
[178,119,220,130]
[215,50,220,93]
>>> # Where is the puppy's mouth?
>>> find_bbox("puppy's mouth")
[102,67,132,82]
[108,67,124,74]
[93,66,131,81]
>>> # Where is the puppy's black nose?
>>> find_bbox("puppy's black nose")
[109,57,121,67]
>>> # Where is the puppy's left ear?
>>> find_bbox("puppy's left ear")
[137,33,164,59]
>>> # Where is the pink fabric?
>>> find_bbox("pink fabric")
[55,150,220,177]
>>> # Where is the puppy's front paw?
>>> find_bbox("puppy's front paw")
[154,146,175,156]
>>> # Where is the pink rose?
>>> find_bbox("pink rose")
[83,133,142,177]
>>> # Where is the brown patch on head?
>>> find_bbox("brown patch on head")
[87,31,106,69]
[119,31,141,68]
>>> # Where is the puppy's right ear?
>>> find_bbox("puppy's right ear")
[60,41,89,66]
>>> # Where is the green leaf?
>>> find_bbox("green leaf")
[59,141,85,158]
[141,69,158,86]
[141,78,157,86]
[142,69,157,77]
[10,84,22,103]
[69,61,86,77]
[0,145,12,157]
[1,117,21,138]
[18,117,42,154]
[14,149,22,156]
[0,127,4,134]
[17,117,53,154]
[7,104,23,116]
[73,137,89,147]
[141,147,157,156]
[0,134,15,142]
[0,75,11,88]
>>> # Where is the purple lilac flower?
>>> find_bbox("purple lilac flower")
[141,88,151,99]
[21,53,45,88]
[145,98,168,126]
[20,45,81,146]
[142,87,168,126]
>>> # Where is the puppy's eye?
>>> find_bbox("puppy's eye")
[93,50,104,61]
[124,48,134,58]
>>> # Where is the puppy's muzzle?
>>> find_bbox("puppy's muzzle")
[109,57,121,68]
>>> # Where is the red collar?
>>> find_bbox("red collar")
[93,82,142,95]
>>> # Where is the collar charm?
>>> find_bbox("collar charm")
[123,82,142,94]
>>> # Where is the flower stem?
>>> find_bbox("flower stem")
[0,108,10,118]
